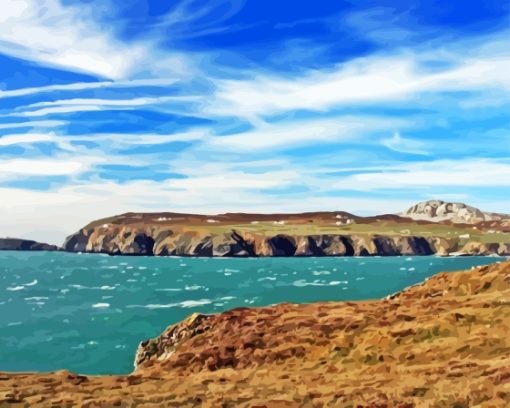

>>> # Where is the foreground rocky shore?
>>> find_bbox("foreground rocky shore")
[1,259,509,407]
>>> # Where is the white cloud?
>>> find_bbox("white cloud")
[14,105,102,117]
[0,0,148,78]
[0,159,84,176]
[0,133,54,146]
[332,160,510,190]
[0,78,179,99]
[381,132,428,155]
[210,34,510,118]
[0,132,77,151]
[0,0,196,80]
[207,117,407,150]
[0,120,65,130]
[166,171,300,189]
[9,95,201,117]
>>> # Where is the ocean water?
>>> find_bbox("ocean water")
[0,251,504,375]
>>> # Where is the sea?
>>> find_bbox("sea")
[0,251,504,375]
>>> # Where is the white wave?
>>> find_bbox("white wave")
[184,284,204,291]
[69,284,115,290]
[7,321,22,327]
[24,297,49,301]
[220,296,236,301]
[258,277,277,281]
[293,279,348,287]
[179,299,212,308]
[7,285,25,291]
[312,270,331,276]
[134,298,213,309]
[23,279,38,287]
[155,288,182,292]
[92,303,110,308]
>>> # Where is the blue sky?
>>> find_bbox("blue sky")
[0,0,509,244]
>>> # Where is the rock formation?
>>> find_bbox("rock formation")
[402,199,509,224]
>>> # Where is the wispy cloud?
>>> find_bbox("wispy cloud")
[381,132,428,155]
[0,0,145,78]
[207,117,407,150]
[210,34,510,118]
[8,96,201,117]
[332,160,510,190]
[0,78,179,99]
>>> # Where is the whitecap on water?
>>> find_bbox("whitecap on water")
[179,299,212,308]
[185,284,204,291]
[92,303,110,308]
[6,285,24,291]
[155,288,182,292]
[23,279,38,287]
[312,270,331,276]
[131,299,213,309]
[293,279,348,287]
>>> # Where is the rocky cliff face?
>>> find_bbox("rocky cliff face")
[61,202,510,257]
[4,260,510,407]
[63,224,510,257]
[0,238,59,251]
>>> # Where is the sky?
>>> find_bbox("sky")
[0,0,509,245]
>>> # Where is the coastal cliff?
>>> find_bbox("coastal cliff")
[2,259,509,407]
[62,202,510,257]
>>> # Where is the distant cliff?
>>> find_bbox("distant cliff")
[0,238,59,252]
[63,204,510,257]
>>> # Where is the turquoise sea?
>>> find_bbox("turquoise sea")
[0,251,504,375]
